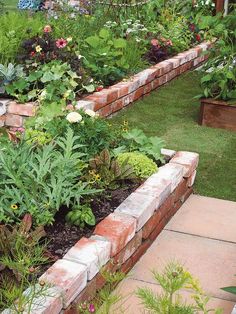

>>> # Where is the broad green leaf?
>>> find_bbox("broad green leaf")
[114,38,127,49]
[221,286,236,295]
[99,28,110,39]
[85,36,100,48]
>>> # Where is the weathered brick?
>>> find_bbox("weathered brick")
[115,191,157,231]
[22,285,63,314]
[39,259,87,309]
[167,57,181,68]
[161,148,176,159]
[158,60,173,74]
[134,68,157,85]
[113,230,142,264]
[151,78,160,90]
[144,82,152,94]
[173,178,188,203]
[7,102,36,116]
[63,236,111,280]
[94,213,136,256]
[75,100,95,111]
[157,163,185,192]
[137,175,171,207]
[111,99,124,113]
[97,104,112,117]
[170,151,199,177]
[5,114,23,127]
[0,115,5,127]
[133,86,144,101]
[127,78,141,93]
[122,93,134,106]
[112,82,129,98]
[156,74,168,86]
[166,69,178,81]
[187,170,197,187]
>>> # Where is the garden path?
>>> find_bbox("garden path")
[114,194,236,314]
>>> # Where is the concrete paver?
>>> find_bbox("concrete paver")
[114,195,236,314]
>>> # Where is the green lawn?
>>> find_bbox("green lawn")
[112,71,236,202]
[3,0,18,10]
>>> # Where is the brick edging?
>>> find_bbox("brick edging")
[2,150,199,313]
[0,42,212,130]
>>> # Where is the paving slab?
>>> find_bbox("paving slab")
[131,230,236,302]
[165,195,236,243]
[114,278,235,314]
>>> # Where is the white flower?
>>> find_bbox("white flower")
[85,109,97,117]
[66,112,83,123]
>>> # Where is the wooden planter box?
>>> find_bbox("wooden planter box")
[199,98,236,132]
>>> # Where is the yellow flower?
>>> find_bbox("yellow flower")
[94,174,101,181]
[11,204,18,210]
[123,120,128,126]
[122,128,128,132]
[35,45,42,53]
[67,37,73,43]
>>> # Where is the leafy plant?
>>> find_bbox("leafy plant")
[81,28,129,85]
[0,63,24,94]
[0,214,50,312]
[122,128,165,163]
[65,204,96,228]
[117,152,158,179]
[88,149,135,189]
[221,276,236,295]
[137,261,223,314]
[0,129,97,225]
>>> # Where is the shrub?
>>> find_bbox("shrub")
[117,152,158,179]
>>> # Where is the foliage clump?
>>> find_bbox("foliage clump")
[117,152,158,179]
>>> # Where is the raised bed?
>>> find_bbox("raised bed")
[0,42,211,130]
[2,149,199,314]
[199,98,236,132]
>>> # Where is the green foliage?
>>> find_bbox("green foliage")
[89,149,135,189]
[65,204,96,228]
[0,129,97,225]
[0,12,45,64]
[24,129,52,146]
[117,152,158,179]
[136,261,223,314]
[0,63,24,94]
[6,60,82,103]
[0,214,49,312]
[199,9,236,101]
[81,28,129,85]
[221,275,236,296]
[122,128,165,162]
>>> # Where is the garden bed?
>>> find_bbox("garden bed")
[199,98,236,132]
[0,42,211,130]
[2,149,199,314]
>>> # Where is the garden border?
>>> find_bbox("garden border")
[0,41,212,129]
[2,149,199,314]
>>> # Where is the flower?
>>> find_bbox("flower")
[66,112,83,123]
[88,303,95,313]
[43,25,52,33]
[85,109,97,117]
[150,39,159,47]
[66,104,74,111]
[30,51,35,57]
[35,45,42,53]
[165,39,173,47]
[96,85,103,92]
[56,38,68,49]
[67,37,73,43]
[195,34,201,42]
[11,204,18,210]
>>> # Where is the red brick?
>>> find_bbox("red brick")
[111,99,124,113]
[94,213,136,256]
[107,88,119,103]
[187,170,197,187]
[113,230,142,264]
[85,94,107,111]
[166,69,178,81]
[173,178,188,203]
[5,114,23,127]
[144,82,152,94]
[97,105,112,117]
[7,101,36,116]
[39,259,87,309]
[156,74,168,86]
[123,93,134,106]
[148,218,166,242]
[168,57,181,68]
[158,60,173,74]
[133,86,144,101]
[112,82,129,98]
[127,78,141,93]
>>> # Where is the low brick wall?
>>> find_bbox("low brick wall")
[0,42,211,130]
[2,150,199,314]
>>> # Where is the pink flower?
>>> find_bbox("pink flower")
[56,38,68,49]
[43,25,52,33]
[150,39,159,47]
[96,85,103,92]
[88,303,95,313]
[195,34,201,42]
[66,104,74,111]
[166,39,173,47]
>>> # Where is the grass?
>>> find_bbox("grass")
[112,71,236,202]
[3,0,17,10]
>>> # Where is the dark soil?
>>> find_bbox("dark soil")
[44,181,140,261]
